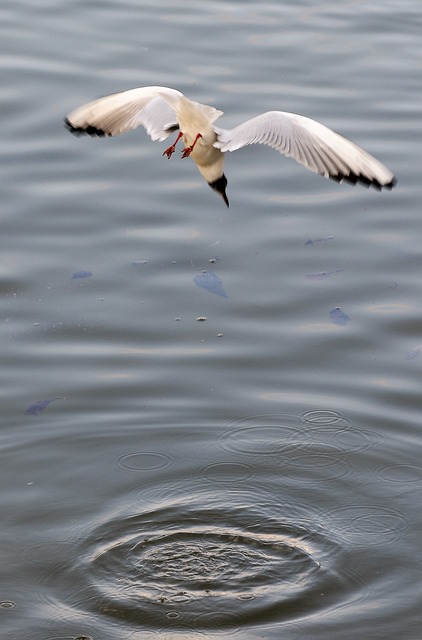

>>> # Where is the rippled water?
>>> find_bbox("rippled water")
[2,1,422,639]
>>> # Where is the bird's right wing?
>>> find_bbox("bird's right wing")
[214,110,396,190]
[65,86,183,140]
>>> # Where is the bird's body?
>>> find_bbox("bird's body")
[175,95,225,184]
[65,85,396,206]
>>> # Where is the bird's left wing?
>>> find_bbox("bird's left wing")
[65,86,183,140]
[214,110,396,190]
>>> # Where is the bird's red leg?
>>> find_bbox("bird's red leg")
[181,133,202,158]
[162,131,184,159]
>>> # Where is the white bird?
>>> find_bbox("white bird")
[65,85,396,207]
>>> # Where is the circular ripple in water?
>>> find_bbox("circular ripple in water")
[301,410,385,453]
[68,487,350,631]
[220,412,384,463]
[219,414,310,456]
[218,413,363,483]
[301,409,352,427]
[117,452,171,472]
[199,461,254,484]
[327,504,409,546]
[377,463,422,484]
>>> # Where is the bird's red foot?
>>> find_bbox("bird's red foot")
[162,131,183,159]
[162,145,176,159]
[181,133,202,158]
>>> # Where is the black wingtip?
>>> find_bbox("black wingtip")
[329,171,397,191]
[64,117,108,137]
[208,174,229,208]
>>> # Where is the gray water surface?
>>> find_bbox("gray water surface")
[1,2,421,639]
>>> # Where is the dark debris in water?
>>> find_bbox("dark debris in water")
[24,397,61,415]
[306,269,344,280]
[194,270,227,298]
[330,307,350,326]
[306,235,334,246]
[71,270,93,279]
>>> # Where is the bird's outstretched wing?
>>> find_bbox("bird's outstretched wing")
[214,111,396,190]
[65,86,183,140]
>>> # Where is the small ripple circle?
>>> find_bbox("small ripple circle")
[328,504,409,545]
[377,463,422,484]
[117,451,171,471]
[219,414,305,455]
[199,461,254,483]
[301,409,351,427]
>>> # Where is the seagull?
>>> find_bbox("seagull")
[65,85,396,207]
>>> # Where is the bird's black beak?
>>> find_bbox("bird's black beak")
[208,174,229,208]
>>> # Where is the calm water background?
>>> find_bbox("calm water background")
[1,1,421,638]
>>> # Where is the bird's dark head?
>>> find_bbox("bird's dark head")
[208,174,229,208]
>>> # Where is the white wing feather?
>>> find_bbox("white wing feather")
[65,88,396,192]
[214,111,396,189]
[65,86,183,140]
